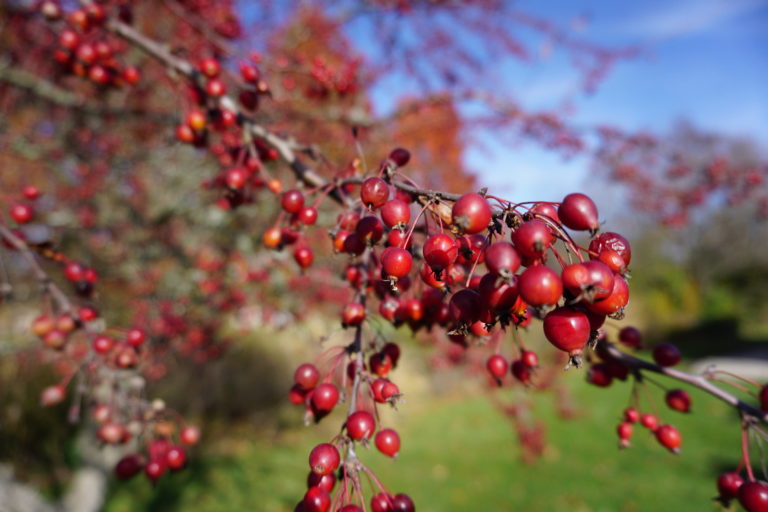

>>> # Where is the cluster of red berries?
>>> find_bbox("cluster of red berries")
[302,439,414,511]
[1,184,203,485]
[290,332,407,510]
[7,186,41,225]
[259,146,641,510]
[716,474,768,511]
[304,55,361,100]
[42,2,141,88]
[615,407,682,453]
[486,348,539,386]
[114,424,200,484]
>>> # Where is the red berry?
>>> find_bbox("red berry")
[389,148,411,166]
[589,231,631,266]
[40,1,62,20]
[186,110,207,132]
[452,193,491,234]
[381,342,401,366]
[307,471,336,493]
[126,328,147,348]
[519,265,563,307]
[31,315,55,338]
[372,378,399,403]
[205,78,226,97]
[22,185,40,200]
[392,494,415,512]
[381,247,413,279]
[448,289,482,325]
[361,177,390,209]
[303,486,331,512]
[356,216,385,244]
[530,202,559,222]
[511,220,552,260]
[665,389,691,413]
[294,247,314,269]
[585,275,629,316]
[298,207,318,226]
[42,330,66,350]
[289,384,309,405]
[40,385,66,406]
[597,249,626,274]
[92,335,115,355]
[618,326,642,348]
[653,343,681,367]
[654,424,681,453]
[623,408,640,423]
[423,234,458,272]
[282,189,305,214]
[308,443,340,476]
[198,58,221,77]
[640,413,658,430]
[370,352,393,376]
[180,426,201,445]
[380,199,410,228]
[388,229,410,249]
[738,481,768,512]
[166,446,187,470]
[510,360,532,385]
[759,384,768,412]
[225,167,249,189]
[347,410,376,440]
[10,203,34,224]
[375,428,400,457]
[59,29,79,50]
[176,124,195,143]
[115,455,143,480]
[240,62,260,82]
[617,421,633,448]
[341,302,366,327]
[484,242,521,278]
[478,273,518,312]
[717,472,744,501]
[558,193,599,232]
[341,232,366,255]
[123,66,141,85]
[481,354,506,384]
[295,363,320,390]
[520,350,539,368]
[78,306,99,323]
[98,423,128,444]
[310,383,339,413]
[587,363,613,387]
[371,493,395,512]
[542,307,591,359]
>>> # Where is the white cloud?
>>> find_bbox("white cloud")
[623,0,767,41]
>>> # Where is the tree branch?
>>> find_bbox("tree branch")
[0,224,72,314]
[0,60,169,120]
[603,341,768,424]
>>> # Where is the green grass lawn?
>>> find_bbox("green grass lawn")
[105,374,742,512]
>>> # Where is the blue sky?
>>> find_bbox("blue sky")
[463,0,768,202]
[240,0,767,210]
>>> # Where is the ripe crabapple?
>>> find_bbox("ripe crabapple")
[452,193,491,234]
[375,428,401,457]
[308,443,340,476]
[558,193,599,232]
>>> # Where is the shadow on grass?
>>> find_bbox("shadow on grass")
[652,317,768,360]
[106,451,236,512]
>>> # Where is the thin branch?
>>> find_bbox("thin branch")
[0,224,72,314]
[603,342,768,424]
[0,60,169,120]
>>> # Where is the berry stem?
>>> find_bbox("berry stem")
[742,421,755,481]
